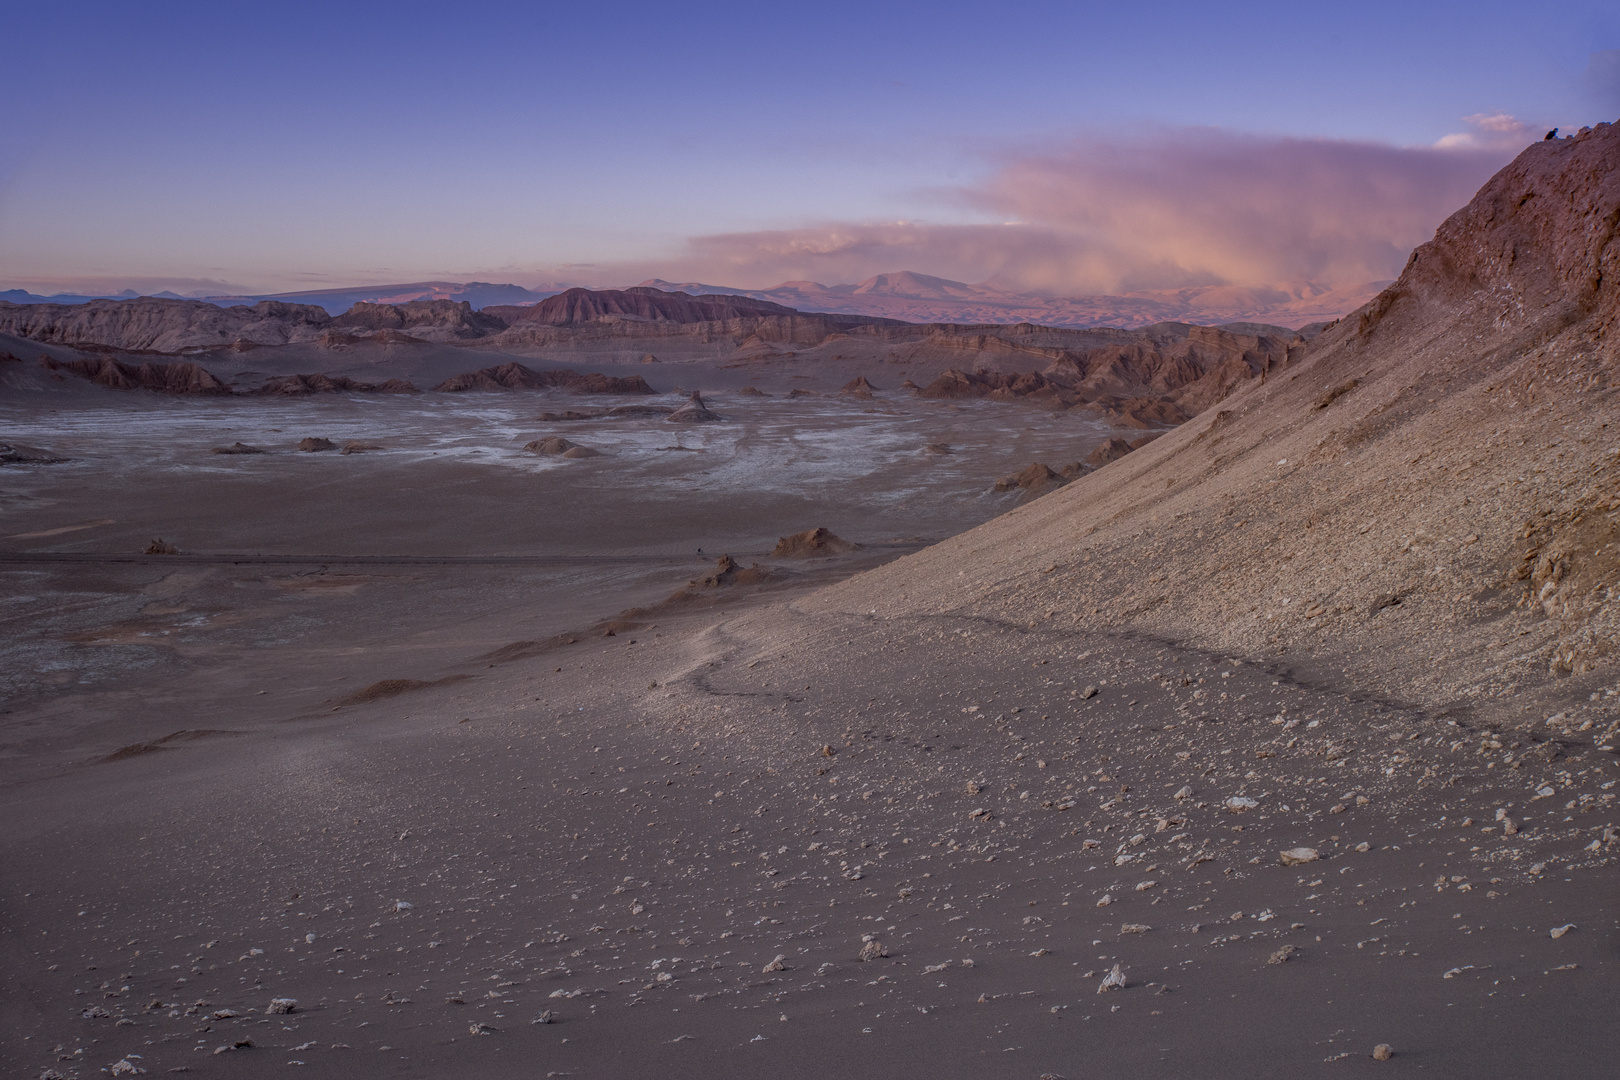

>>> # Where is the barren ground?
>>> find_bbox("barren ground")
[2,370,1616,1079]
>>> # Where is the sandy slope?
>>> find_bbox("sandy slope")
[810,122,1620,735]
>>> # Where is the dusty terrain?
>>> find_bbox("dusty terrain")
[3,127,1619,1079]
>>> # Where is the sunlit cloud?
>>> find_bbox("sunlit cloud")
[649,120,1531,295]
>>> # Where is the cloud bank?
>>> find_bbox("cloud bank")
[662,117,1532,295]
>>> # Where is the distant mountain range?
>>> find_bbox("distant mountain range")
[635,271,1388,330]
[198,281,562,315]
[1,288,193,305]
[4,271,1385,329]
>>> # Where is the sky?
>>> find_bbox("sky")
[1,0,1617,297]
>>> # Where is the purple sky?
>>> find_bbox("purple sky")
[2,1,1616,296]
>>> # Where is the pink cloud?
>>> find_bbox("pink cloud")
[654,121,1528,295]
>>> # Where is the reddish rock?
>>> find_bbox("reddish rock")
[771,527,859,557]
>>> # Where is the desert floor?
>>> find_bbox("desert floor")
[3,383,1616,1078]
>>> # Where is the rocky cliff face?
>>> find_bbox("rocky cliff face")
[1,299,333,352]
[810,121,1620,727]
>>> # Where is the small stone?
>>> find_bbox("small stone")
[1280,847,1320,866]
[1226,796,1259,811]
[469,1022,497,1035]
[532,1010,555,1024]
[1096,894,1114,907]
[1268,945,1298,965]
[1372,1044,1394,1061]
[1550,924,1575,939]
[1173,786,1193,800]
[1354,842,1371,852]
[1081,685,1099,699]
[1097,963,1126,992]
[1121,923,1151,934]
[762,954,787,973]
[858,939,888,961]
[265,998,297,1015]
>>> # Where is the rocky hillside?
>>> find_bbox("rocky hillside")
[484,286,891,327]
[810,121,1620,731]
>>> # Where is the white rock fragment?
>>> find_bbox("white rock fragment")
[762,955,787,973]
[1097,964,1126,992]
[1226,797,1259,812]
[858,938,889,961]
[265,998,297,1015]
[1121,923,1151,934]
[1280,847,1320,866]
[1550,924,1575,939]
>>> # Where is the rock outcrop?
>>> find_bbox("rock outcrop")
[771,527,859,557]
[41,356,231,395]
[666,391,721,423]
[911,323,1295,426]
[327,300,505,341]
[523,436,602,458]
[993,462,1067,496]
